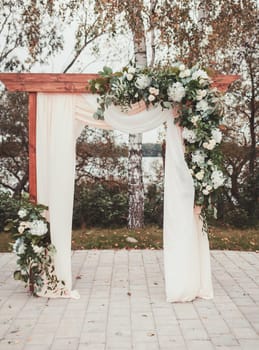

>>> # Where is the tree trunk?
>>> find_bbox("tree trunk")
[127,0,158,228]
[128,133,144,228]
[127,20,148,229]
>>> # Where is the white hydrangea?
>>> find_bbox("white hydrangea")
[192,69,210,85]
[196,100,209,113]
[18,209,27,219]
[29,220,48,236]
[182,127,197,143]
[211,129,222,144]
[192,150,206,165]
[13,238,26,255]
[211,170,225,189]
[135,74,151,89]
[167,82,186,102]
[18,243,26,255]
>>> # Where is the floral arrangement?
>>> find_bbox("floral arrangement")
[5,197,65,296]
[89,62,225,208]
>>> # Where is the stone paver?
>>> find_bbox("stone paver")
[0,250,259,350]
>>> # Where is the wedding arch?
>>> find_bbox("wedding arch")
[0,72,238,302]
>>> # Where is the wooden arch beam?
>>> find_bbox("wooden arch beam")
[0,73,239,203]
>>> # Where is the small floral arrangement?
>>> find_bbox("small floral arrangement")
[89,62,226,208]
[5,197,65,296]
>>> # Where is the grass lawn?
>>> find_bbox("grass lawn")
[1,225,259,252]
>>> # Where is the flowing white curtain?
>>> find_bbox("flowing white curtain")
[36,93,213,301]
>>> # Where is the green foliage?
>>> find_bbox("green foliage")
[73,180,165,228]
[223,208,250,229]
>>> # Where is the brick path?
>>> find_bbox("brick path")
[0,250,259,350]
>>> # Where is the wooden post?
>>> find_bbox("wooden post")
[28,92,37,203]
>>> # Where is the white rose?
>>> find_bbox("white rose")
[196,89,207,101]
[168,82,186,102]
[135,74,151,89]
[179,69,191,78]
[149,87,159,95]
[32,245,44,254]
[29,220,48,236]
[211,129,222,144]
[203,139,216,150]
[18,209,27,219]
[211,170,225,189]
[202,189,209,195]
[128,67,136,74]
[207,139,216,150]
[196,100,209,112]
[126,73,133,81]
[196,171,205,180]
[206,185,213,191]
[148,94,156,102]
[182,127,197,143]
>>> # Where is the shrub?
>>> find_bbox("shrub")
[73,182,128,228]
[0,191,20,231]
[144,183,164,227]
[223,207,250,228]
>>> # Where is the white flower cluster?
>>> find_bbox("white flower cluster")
[13,237,26,255]
[18,219,48,236]
[168,82,186,102]
[30,220,48,236]
[182,127,197,143]
[91,62,225,207]
[135,74,151,89]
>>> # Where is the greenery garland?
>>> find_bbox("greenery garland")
[5,196,65,296]
[89,62,226,208]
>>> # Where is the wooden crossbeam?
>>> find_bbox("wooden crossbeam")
[0,72,239,202]
[0,73,98,92]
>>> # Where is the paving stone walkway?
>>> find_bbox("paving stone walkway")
[0,250,259,350]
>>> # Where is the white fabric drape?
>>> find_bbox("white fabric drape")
[36,93,213,301]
